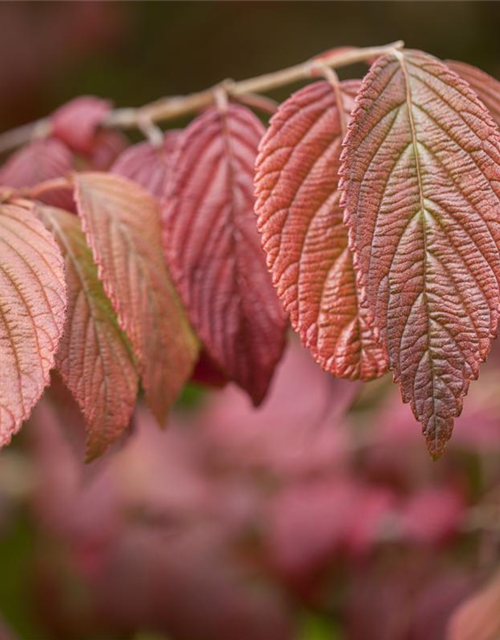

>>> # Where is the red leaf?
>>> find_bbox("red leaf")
[255,80,387,380]
[162,105,287,405]
[446,60,500,129]
[36,204,138,460]
[0,203,66,447]
[73,172,198,424]
[341,50,500,457]
[51,96,111,155]
[191,350,228,389]
[0,138,74,209]
[87,129,128,171]
[112,131,180,199]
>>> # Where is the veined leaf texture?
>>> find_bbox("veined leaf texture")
[162,104,287,405]
[74,172,199,426]
[255,80,387,381]
[341,49,500,456]
[446,59,500,130]
[0,203,66,446]
[37,204,138,460]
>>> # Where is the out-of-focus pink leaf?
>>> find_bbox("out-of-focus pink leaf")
[448,569,500,640]
[0,138,74,209]
[112,131,180,199]
[51,96,111,155]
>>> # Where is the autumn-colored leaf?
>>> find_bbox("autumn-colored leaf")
[36,204,138,460]
[447,568,500,640]
[0,203,66,447]
[255,80,387,380]
[73,172,198,424]
[162,105,287,405]
[51,96,112,155]
[446,60,500,129]
[341,49,500,457]
[112,131,180,199]
[0,138,74,209]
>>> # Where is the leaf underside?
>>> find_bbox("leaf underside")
[162,104,287,405]
[37,204,138,460]
[0,203,66,447]
[255,79,387,381]
[341,49,500,457]
[73,172,198,426]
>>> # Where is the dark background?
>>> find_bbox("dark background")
[1,1,500,135]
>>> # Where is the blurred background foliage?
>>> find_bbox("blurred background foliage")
[2,2,500,640]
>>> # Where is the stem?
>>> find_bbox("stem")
[0,40,403,155]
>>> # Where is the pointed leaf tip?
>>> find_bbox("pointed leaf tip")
[341,49,500,453]
[73,171,198,426]
[162,105,287,405]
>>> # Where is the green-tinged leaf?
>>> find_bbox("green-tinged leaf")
[73,172,198,425]
[36,204,138,460]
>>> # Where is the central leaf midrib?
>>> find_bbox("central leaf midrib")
[397,52,437,427]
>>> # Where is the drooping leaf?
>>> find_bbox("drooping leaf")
[73,172,198,424]
[112,131,180,199]
[36,204,138,460]
[446,60,500,129]
[51,96,112,155]
[255,80,387,380]
[162,105,287,405]
[0,138,74,209]
[340,49,500,456]
[0,203,66,447]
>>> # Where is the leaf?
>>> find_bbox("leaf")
[447,568,500,640]
[162,105,287,405]
[0,203,66,447]
[73,172,198,424]
[36,204,138,460]
[51,96,112,155]
[0,138,74,209]
[446,59,500,129]
[340,49,500,457]
[255,80,387,380]
[112,131,181,199]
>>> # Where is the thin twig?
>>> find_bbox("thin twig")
[0,40,403,155]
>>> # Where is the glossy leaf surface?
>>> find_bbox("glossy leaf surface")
[255,80,387,380]
[37,204,138,460]
[162,105,287,405]
[341,49,500,456]
[74,172,198,425]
